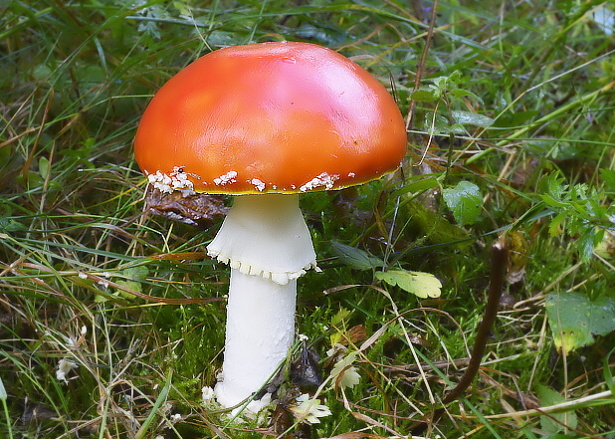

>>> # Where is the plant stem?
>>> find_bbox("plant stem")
[0,377,14,439]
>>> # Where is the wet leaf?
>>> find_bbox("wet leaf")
[545,291,615,354]
[291,346,323,388]
[331,242,384,271]
[442,181,482,226]
[451,110,494,127]
[375,270,442,298]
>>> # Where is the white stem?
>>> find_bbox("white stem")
[214,270,296,410]
[207,193,317,411]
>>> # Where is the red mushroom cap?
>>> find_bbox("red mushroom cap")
[134,41,407,194]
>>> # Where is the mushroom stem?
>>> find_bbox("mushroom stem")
[214,271,297,410]
[207,193,317,410]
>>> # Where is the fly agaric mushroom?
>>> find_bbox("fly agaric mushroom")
[134,41,407,411]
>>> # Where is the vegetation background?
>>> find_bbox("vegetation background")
[1,0,614,438]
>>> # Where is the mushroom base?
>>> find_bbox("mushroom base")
[214,269,297,411]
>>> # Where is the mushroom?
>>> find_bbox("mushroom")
[134,41,407,411]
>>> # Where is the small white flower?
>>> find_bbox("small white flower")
[202,386,215,402]
[171,413,182,421]
[78,272,88,280]
[330,351,361,389]
[56,358,78,384]
[289,393,331,424]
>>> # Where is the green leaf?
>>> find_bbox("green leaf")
[537,385,578,434]
[375,270,442,298]
[451,110,494,127]
[121,266,149,282]
[331,242,384,271]
[115,266,149,299]
[135,370,173,439]
[576,227,600,262]
[600,168,615,189]
[547,211,567,237]
[545,291,615,354]
[541,194,569,208]
[442,181,482,226]
[392,175,440,197]
[404,199,471,247]
[449,87,482,103]
[445,123,470,135]
[38,156,50,179]
[545,173,567,199]
[411,87,439,102]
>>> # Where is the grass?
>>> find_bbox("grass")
[1,0,614,438]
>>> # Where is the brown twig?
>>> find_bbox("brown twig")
[413,239,508,432]
[441,240,508,404]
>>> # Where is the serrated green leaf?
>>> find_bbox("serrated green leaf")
[545,291,615,354]
[375,270,442,298]
[546,173,567,198]
[331,242,384,271]
[548,211,567,237]
[442,181,482,226]
[451,110,494,127]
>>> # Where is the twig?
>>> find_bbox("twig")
[413,239,508,432]
[441,240,507,404]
